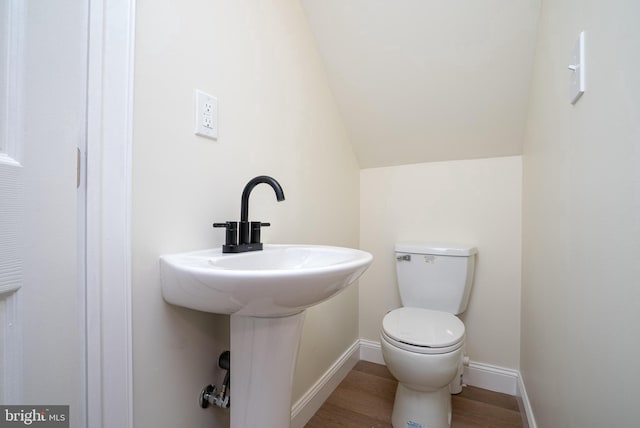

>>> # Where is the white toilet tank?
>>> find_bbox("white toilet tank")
[395,242,477,315]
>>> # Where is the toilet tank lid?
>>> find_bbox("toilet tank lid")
[395,242,477,256]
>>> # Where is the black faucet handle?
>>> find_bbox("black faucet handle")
[213,221,238,246]
[250,221,272,244]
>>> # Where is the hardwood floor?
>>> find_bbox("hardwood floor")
[305,361,526,428]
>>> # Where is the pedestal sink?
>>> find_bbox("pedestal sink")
[160,244,372,428]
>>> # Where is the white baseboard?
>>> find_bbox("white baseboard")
[291,338,536,428]
[290,339,360,428]
[358,338,386,364]
[463,361,519,396]
[517,374,538,428]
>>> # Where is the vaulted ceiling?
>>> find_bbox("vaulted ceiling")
[301,0,540,168]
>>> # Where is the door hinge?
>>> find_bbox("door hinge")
[77,147,81,188]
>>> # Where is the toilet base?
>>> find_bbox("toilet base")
[391,383,451,428]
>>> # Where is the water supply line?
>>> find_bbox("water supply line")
[199,351,230,409]
[451,353,470,394]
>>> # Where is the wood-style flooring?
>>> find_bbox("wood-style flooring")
[305,361,526,428]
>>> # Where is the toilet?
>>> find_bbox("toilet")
[381,242,477,428]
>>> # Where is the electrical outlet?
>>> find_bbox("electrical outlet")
[195,90,218,139]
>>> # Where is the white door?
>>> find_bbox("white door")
[1,1,88,426]
[0,0,24,404]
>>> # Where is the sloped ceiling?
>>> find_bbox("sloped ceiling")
[301,0,540,168]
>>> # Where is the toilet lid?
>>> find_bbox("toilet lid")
[382,307,465,348]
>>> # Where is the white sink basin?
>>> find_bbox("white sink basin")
[160,244,373,317]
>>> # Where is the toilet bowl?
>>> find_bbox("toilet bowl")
[381,307,466,428]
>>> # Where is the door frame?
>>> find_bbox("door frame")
[85,1,135,427]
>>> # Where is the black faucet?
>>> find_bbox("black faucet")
[213,175,285,253]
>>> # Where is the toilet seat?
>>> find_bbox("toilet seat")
[382,307,465,355]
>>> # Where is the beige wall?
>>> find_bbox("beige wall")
[521,0,640,426]
[360,157,522,370]
[132,1,359,426]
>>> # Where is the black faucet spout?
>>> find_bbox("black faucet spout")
[214,176,285,252]
[239,176,285,244]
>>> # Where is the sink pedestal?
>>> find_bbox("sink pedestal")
[230,311,306,428]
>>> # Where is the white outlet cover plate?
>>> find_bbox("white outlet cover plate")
[195,89,218,139]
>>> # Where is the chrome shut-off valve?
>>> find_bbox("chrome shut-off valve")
[199,351,230,409]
